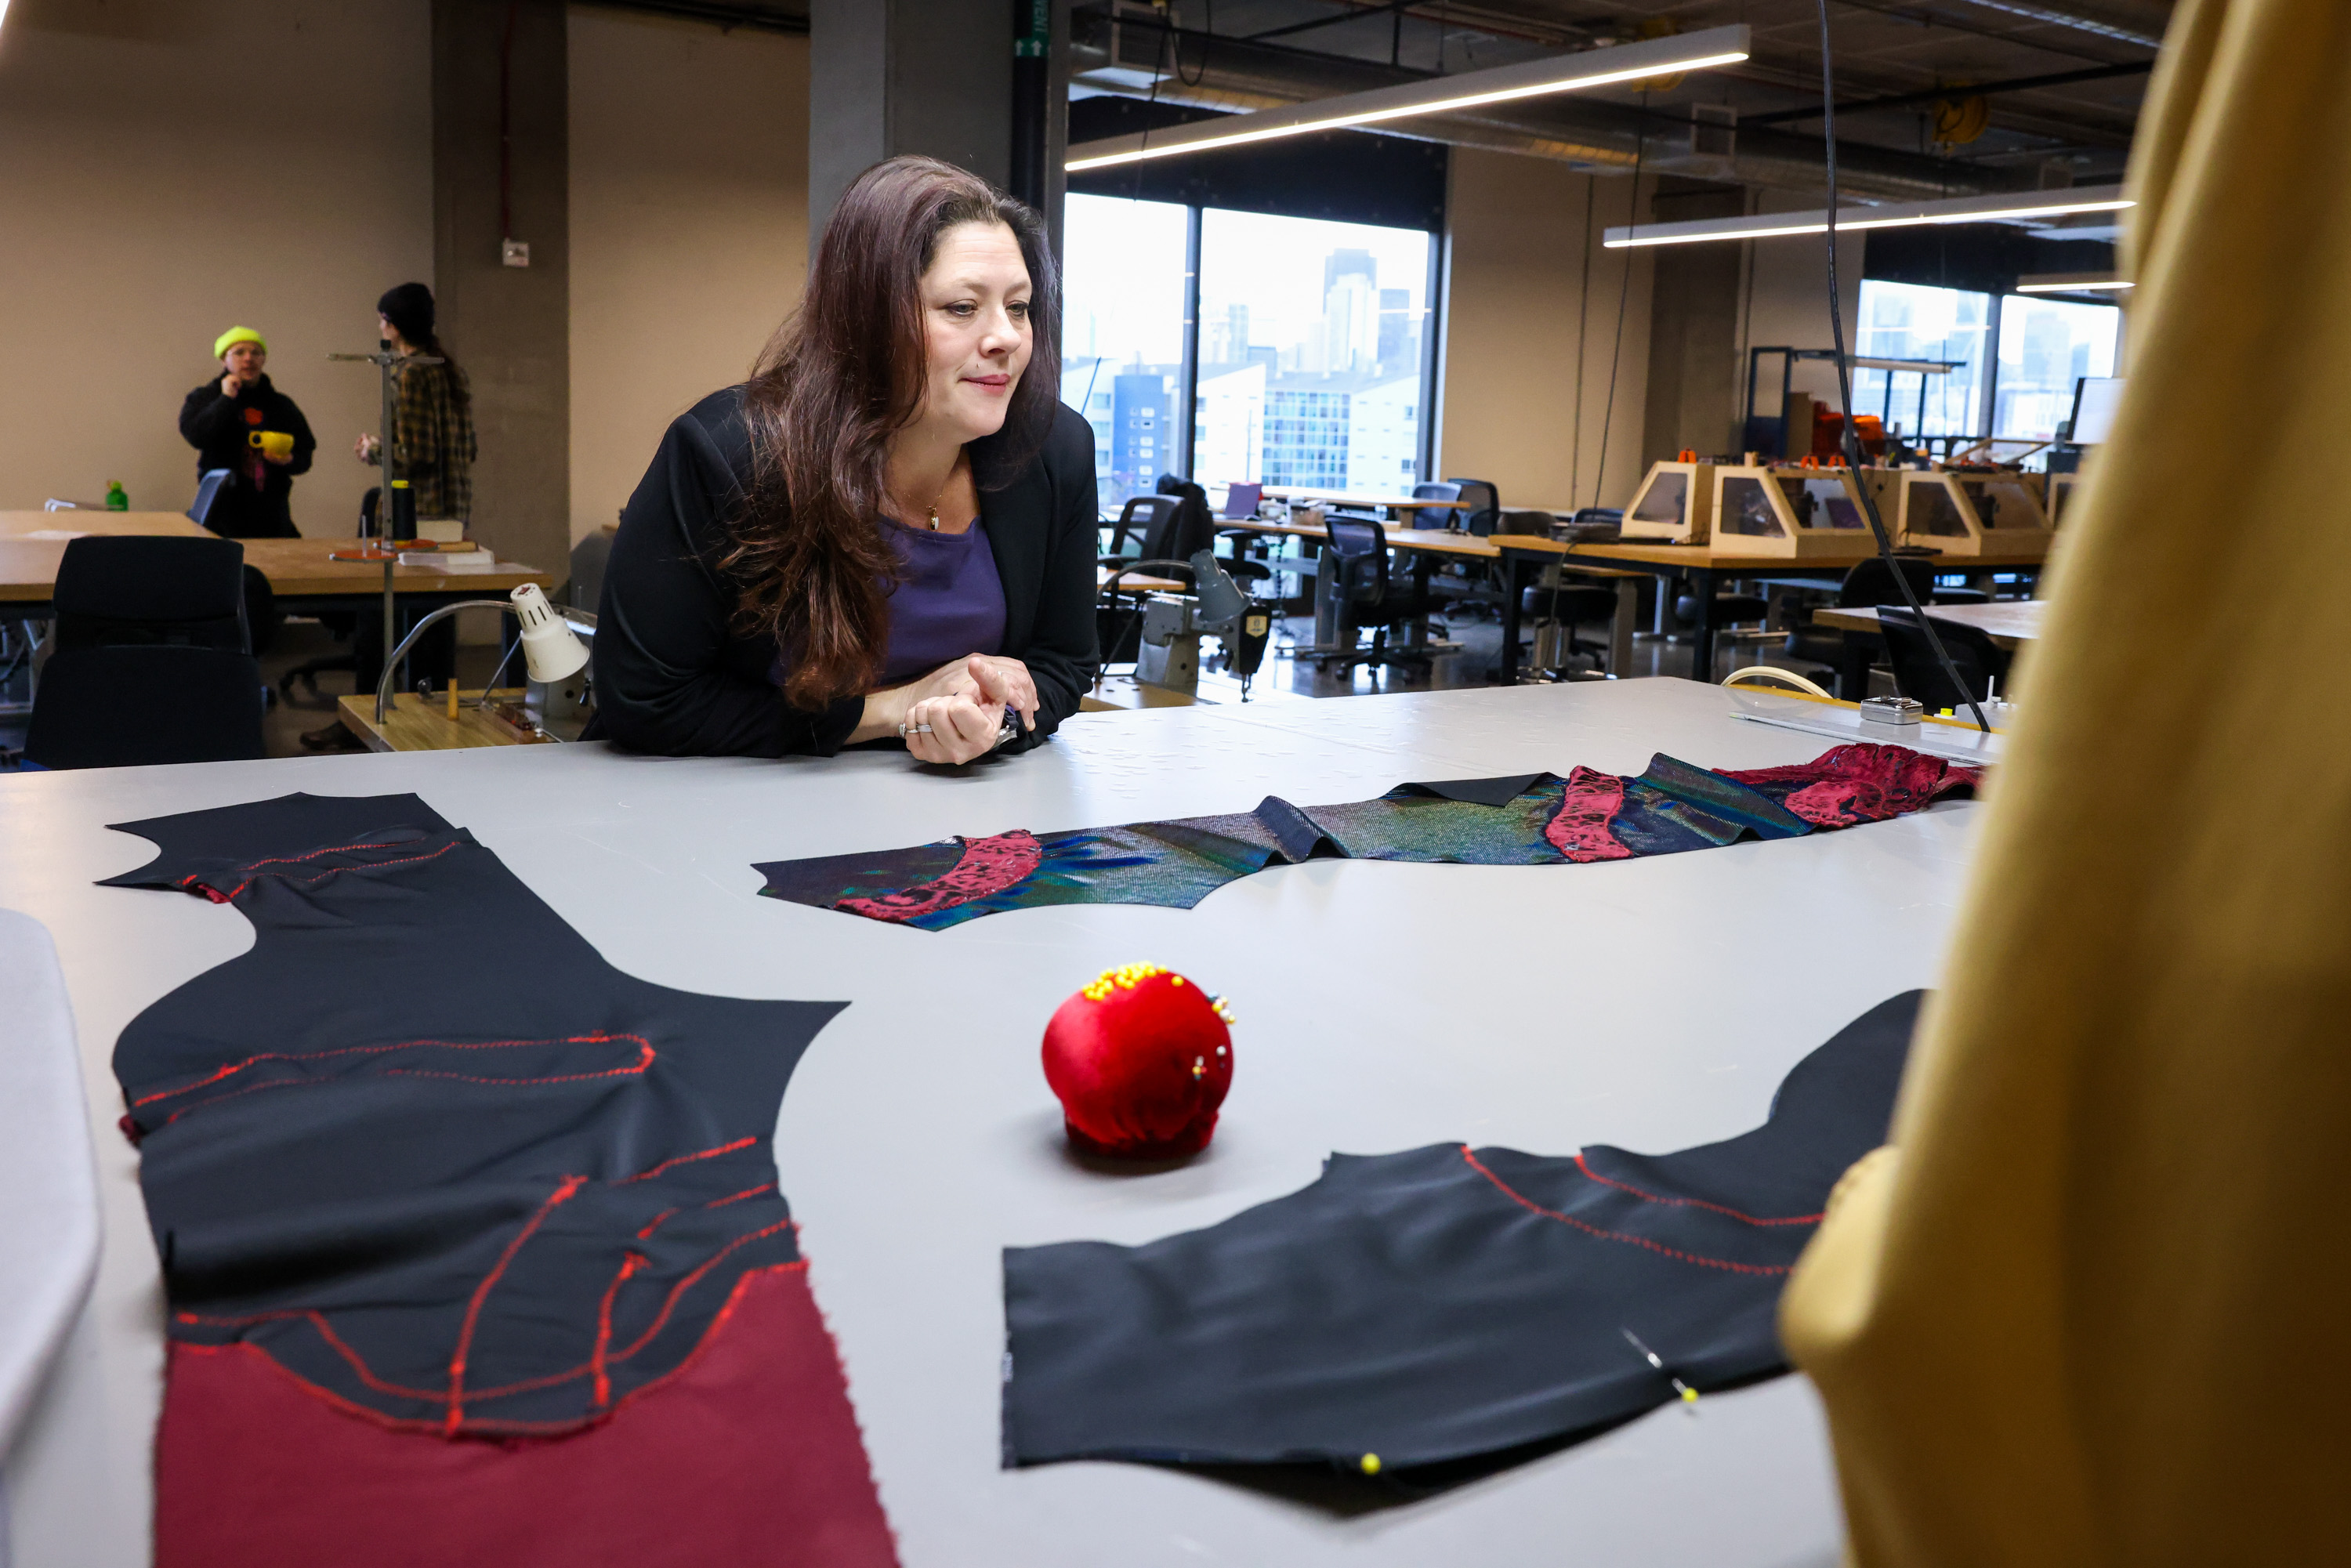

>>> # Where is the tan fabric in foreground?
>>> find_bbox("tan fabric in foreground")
[1779,2,2351,1563]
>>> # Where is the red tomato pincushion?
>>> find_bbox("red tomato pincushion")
[1042,964,1234,1158]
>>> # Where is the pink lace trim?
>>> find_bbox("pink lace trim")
[835,830,1045,922]
[1719,744,1982,829]
[1544,766,1633,862]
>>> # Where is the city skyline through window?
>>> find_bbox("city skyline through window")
[1993,294,2121,444]
[1851,280,1992,441]
[1060,194,1436,514]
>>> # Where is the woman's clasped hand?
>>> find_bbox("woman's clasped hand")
[857,653,1039,766]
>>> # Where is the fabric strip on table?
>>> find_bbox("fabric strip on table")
[1000,993,1922,1482]
[99,791,895,1563]
[752,744,1981,932]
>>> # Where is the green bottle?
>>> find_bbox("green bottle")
[105,480,129,511]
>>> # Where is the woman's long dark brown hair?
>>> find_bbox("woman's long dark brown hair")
[727,156,1061,710]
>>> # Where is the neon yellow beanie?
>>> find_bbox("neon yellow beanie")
[214,326,266,360]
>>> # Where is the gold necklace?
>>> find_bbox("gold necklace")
[922,454,965,531]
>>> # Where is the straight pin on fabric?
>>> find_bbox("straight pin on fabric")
[1622,1327,1700,1412]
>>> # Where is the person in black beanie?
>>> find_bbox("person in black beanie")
[178,326,317,538]
[353,282,476,523]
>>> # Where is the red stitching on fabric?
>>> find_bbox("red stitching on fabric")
[445,1175,587,1433]
[1570,1153,1824,1226]
[176,1261,810,1439]
[175,1212,801,1410]
[1458,1147,1797,1276]
[618,1136,757,1183]
[635,1181,777,1242]
[236,838,414,873]
[134,1033,656,1121]
[211,838,461,901]
[591,1252,643,1408]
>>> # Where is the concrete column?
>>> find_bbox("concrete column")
[808,0,1016,250]
[1640,180,1745,465]
[431,0,569,584]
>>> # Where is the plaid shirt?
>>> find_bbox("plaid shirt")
[368,357,477,520]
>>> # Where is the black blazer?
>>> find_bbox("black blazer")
[591,387,1101,758]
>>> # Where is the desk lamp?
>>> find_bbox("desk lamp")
[374,583,588,725]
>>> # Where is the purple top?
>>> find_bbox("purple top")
[875,516,1007,684]
[770,516,1009,695]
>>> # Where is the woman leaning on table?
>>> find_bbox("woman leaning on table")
[589,156,1098,764]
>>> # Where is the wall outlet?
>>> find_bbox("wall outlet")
[502,238,531,268]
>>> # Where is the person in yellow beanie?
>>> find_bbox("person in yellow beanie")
[178,326,317,538]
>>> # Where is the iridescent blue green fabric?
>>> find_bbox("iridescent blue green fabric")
[752,745,1980,932]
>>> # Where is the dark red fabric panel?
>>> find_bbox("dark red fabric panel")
[155,1264,899,1568]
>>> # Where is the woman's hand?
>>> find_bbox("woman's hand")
[849,653,1038,762]
[958,654,1038,734]
[900,691,1007,765]
[219,372,248,399]
[355,433,382,465]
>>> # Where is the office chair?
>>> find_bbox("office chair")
[1444,478,1502,536]
[1409,481,1461,529]
[1777,556,1980,697]
[23,536,266,769]
[1876,607,2009,712]
[1312,516,1439,669]
[188,469,232,527]
[1098,485,1270,667]
[185,467,282,657]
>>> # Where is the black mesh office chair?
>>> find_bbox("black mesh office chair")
[1317,516,1439,668]
[1099,481,1270,666]
[1101,494,1183,565]
[23,536,266,768]
[1780,556,1991,697]
[1444,478,1502,536]
[1409,481,1460,530]
[1876,607,2011,712]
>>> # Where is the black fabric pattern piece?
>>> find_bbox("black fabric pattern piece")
[1002,992,1920,1476]
[1389,773,1562,808]
[103,792,844,1435]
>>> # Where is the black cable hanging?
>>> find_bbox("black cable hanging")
[1813,0,1990,733]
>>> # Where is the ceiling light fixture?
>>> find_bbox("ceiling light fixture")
[1603,185,2132,248]
[1064,24,1751,172]
[2014,273,2135,293]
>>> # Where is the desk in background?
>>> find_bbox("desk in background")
[1552,540,2049,684]
[1226,519,1643,683]
[0,510,208,541]
[1813,599,2044,646]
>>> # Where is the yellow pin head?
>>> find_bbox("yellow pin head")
[1358,1453,1381,1476]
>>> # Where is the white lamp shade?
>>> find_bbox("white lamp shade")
[510,583,589,684]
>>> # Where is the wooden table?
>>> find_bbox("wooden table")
[335,687,540,751]
[1,534,552,615]
[1259,486,1469,513]
[1813,599,2044,646]
[0,510,207,540]
[1550,540,2049,685]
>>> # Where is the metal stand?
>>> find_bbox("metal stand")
[328,346,444,696]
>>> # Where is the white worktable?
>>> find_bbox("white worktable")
[0,680,1991,1568]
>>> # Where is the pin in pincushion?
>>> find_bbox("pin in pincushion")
[1043,964,1234,1158]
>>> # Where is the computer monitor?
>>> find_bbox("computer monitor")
[1219,481,1263,520]
[2069,376,2125,444]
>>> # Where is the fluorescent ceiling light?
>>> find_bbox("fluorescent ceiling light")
[2015,273,2135,293]
[1851,357,1955,374]
[1065,25,1750,172]
[1603,185,2132,248]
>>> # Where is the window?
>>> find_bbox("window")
[1196,209,1433,498]
[1850,281,1992,440]
[1993,295,2120,443]
[1063,194,1190,512]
